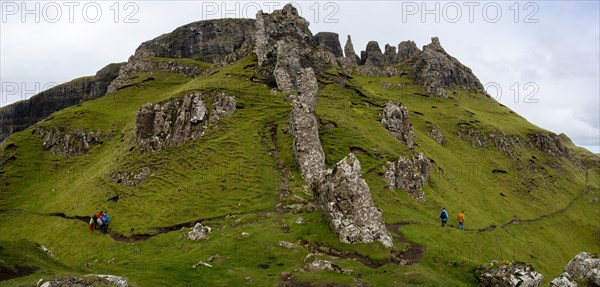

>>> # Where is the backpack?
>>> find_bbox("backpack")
[440,211,448,220]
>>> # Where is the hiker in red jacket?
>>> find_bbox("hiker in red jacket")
[95,212,104,230]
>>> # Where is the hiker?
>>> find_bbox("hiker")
[102,211,111,233]
[457,211,465,230]
[439,208,449,227]
[95,211,104,231]
[89,215,95,232]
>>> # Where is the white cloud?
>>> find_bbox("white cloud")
[1,1,598,153]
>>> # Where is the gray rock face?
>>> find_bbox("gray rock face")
[136,93,207,153]
[317,153,393,248]
[384,44,398,64]
[107,19,255,94]
[344,35,360,64]
[255,4,312,67]
[397,40,420,62]
[478,263,543,287]
[255,4,341,92]
[384,153,431,202]
[0,63,123,143]
[136,92,235,153]
[188,223,211,240]
[35,127,108,157]
[382,102,414,147]
[362,41,389,67]
[529,132,571,157]
[141,19,255,63]
[288,68,324,186]
[411,37,483,97]
[314,32,343,57]
[273,37,307,93]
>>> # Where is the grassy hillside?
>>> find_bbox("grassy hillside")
[1,55,598,286]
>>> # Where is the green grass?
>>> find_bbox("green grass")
[1,55,598,286]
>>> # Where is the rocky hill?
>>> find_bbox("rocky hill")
[1,4,598,287]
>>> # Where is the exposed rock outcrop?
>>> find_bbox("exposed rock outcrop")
[303,259,352,274]
[109,167,151,186]
[489,132,522,158]
[384,153,431,202]
[344,35,360,64]
[384,44,398,64]
[529,132,571,157]
[478,262,543,287]
[209,93,237,124]
[362,41,389,67]
[550,273,577,287]
[255,4,314,92]
[136,92,235,153]
[382,102,414,147]
[188,223,211,240]
[458,126,488,148]
[316,153,393,248]
[288,68,324,186]
[107,19,255,93]
[136,93,207,153]
[39,274,128,287]
[550,252,600,286]
[314,32,343,57]
[107,60,202,93]
[35,127,109,157]
[410,37,483,97]
[397,40,420,62]
[0,63,123,143]
[428,126,445,145]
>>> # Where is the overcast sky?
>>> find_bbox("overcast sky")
[1,1,598,153]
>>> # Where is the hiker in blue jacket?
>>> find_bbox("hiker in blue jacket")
[101,211,111,233]
[439,208,449,227]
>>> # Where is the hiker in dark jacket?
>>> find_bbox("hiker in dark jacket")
[101,211,111,233]
[439,208,449,227]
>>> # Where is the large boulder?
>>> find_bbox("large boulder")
[410,37,483,97]
[550,252,600,286]
[478,262,543,287]
[188,223,211,240]
[384,152,431,202]
[381,102,414,147]
[316,153,393,248]
[288,68,325,186]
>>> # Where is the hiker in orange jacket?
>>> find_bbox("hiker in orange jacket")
[457,211,465,230]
